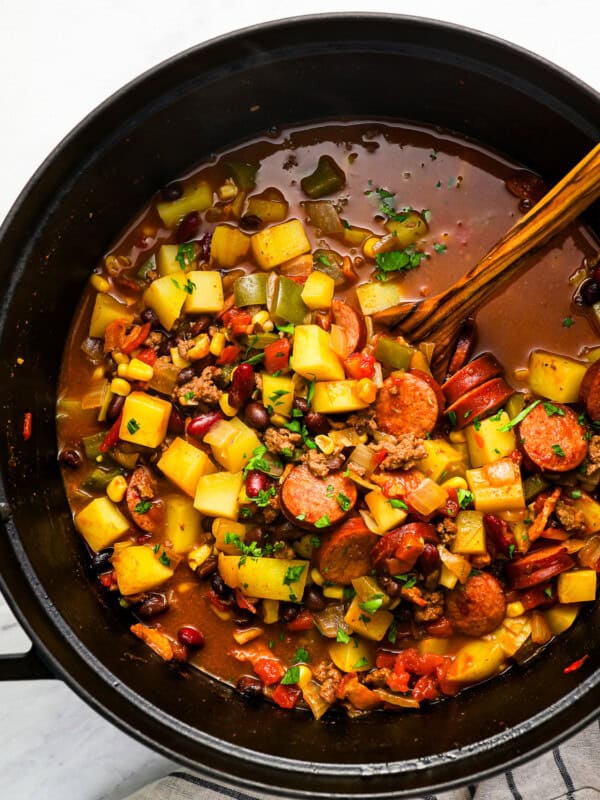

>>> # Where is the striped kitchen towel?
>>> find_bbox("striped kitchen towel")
[123,720,599,800]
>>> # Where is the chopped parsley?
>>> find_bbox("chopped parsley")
[315,253,332,267]
[387,620,398,644]
[473,416,481,431]
[551,444,566,457]
[126,418,140,435]
[243,445,281,477]
[254,486,277,508]
[175,242,195,270]
[498,399,541,432]
[544,587,553,598]
[447,410,457,427]
[562,316,574,328]
[508,544,516,559]
[571,489,582,500]
[283,565,306,586]
[241,352,265,366]
[433,242,447,254]
[326,484,335,498]
[183,390,195,401]
[314,515,331,529]
[152,543,160,553]
[269,388,290,405]
[295,512,306,521]
[292,647,309,664]
[224,533,264,565]
[457,488,474,509]
[544,402,565,417]
[183,278,196,295]
[358,613,371,624]
[374,246,428,281]
[134,500,152,514]
[280,666,300,685]
[358,593,384,615]
[336,492,352,511]
[353,657,369,669]
[336,628,350,644]
[489,409,504,422]
[310,536,321,548]
[389,498,408,510]
[306,378,316,406]
[159,551,171,567]
[395,574,417,589]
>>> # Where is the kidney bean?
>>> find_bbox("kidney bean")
[580,278,600,306]
[59,448,81,469]
[236,675,264,700]
[304,411,330,436]
[245,401,270,430]
[196,554,218,579]
[137,592,169,618]
[303,585,326,612]
[198,232,212,262]
[92,548,114,574]
[176,211,201,243]
[239,214,262,231]
[168,407,185,435]
[228,363,256,409]
[178,626,205,648]
[176,367,195,385]
[140,308,160,328]
[293,397,309,414]
[211,571,232,600]
[280,602,299,623]
[187,411,223,439]
[160,182,183,201]
[107,394,125,421]
[191,315,212,335]
[246,470,267,498]
[417,542,441,576]
[378,574,400,597]
[268,520,298,540]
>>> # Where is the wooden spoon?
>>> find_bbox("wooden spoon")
[373,143,600,380]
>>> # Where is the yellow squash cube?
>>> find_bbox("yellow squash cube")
[182,270,224,314]
[142,274,187,331]
[210,224,250,267]
[301,271,335,310]
[291,325,344,382]
[356,280,404,316]
[164,495,202,553]
[218,554,309,602]
[262,373,294,417]
[344,595,393,641]
[194,471,243,519]
[452,510,486,555]
[364,490,407,532]
[466,458,525,513]
[157,437,213,496]
[312,380,370,414]
[119,391,172,449]
[465,411,517,467]
[112,545,175,595]
[528,350,587,403]
[251,219,311,270]
[75,496,131,552]
[156,180,213,229]
[89,293,134,338]
[417,439,466,482]
[557,570,597,603]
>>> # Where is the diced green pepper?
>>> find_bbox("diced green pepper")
[301,156,346,199]
[375,337,414,370]
[384,211,428,248]
[240,332,280,349]
[505,393,526,420]
[269,276,309,325]
[137,253,157,280]
[82,432,107,461]
[81,466,122,492]
[313,249,345,286]
[111,449,140,470]
[523,473,551,502]
[234,273,268,307]
[225,161,259,191]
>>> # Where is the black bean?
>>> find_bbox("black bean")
[236,675,264,700]
[280,602,299,623]
[92,548,114,574]
[137,592,169,618]
[140,307,160,328]
[271,521,298,541]
[106,394,125,421]
[211,571,232,599]
[168,407,185,435]
[303,585,326,612]
[304,411,330,436]
[378,574,400,597]
[176,367,195,385]
[244,401,270,430]
[239,214,262,231]
[580,278,600,306]
[59,448,81,469]
[191,315,212,335]
[196,554,218,579]
[233,609,254,626]
[160,182,183,202]
[293,397,309,415]
[157,335,175,357]
[198,232,212,262]
[201,517,214,533]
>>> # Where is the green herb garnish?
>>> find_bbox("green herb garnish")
[134,500,152,514]
[126,418,140,435]
[498,399,541,432]
[280,666,300,685]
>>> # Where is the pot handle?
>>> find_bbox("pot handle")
[0,648,53,680]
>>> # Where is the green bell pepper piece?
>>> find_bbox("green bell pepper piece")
[234,273,268,307]
[225,161,259,191]
[375,337,414,370]
[81,466,122,493]
[137,253,156,280]
[240,332,280,349]
[301,156,346,199]
[523,474,551,503]
[269,276,309,325]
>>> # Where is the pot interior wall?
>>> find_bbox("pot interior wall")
[0,16,599,797]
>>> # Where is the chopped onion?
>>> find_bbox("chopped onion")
[313,604,348,638]
[303,200,344,234]
[371,688,419,708]
[80,337,104,364]
[358,508,384,535]
[576,534,600,568]
[301,680,332,720]
[81,380,108,410]
[329,428,367,448]
[330,324,351,358]
[204,419,236,448]
[563,539,587,554]
[530,612,552,645]
[232,627,264,645]
[418,341,435,365]
[347,443,377,478]
[406,477,448,516]
[350,473,380,492]
[372,361,384,388]
[438,545,471,584]
[364,314,374,343]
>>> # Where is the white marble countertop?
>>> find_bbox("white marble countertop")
[0,2,598,798]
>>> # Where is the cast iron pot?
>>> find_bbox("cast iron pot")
[0,14,599,798]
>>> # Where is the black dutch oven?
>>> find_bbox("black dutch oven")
[0,14,599,799]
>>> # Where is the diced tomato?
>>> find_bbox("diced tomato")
[343,351,376,379]
[222,308,252,335]
[375,651,398,670]
[22,411,32,441]
[398,648,445,676]
[372,449,388,468]
[435,661,460,696]
[425,616,455,638]
[441,488,459,518]
[99,412,123,453]
[412,674,439,702]
[136,347,158,366]
[254,657,285,686]
[216,345,242,365]
[271,683,302,709]
[264,338,290,373]
[98,571,116,588]
[121,322,151,354]
[386,669,410,693]
[234,587,257,614]
[564,654,589,674]
[286,609,314,632]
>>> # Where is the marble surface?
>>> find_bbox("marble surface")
[0,2,598,799]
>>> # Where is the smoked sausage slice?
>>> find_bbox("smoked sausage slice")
[445,377,514,429]
[280,464,357,529]
[376,372,440,438]
[519,402,587,472]
[371,522,435,574]
[317,517,378,584]
[331,299,365,353]
[445,573,506,637]
[580,360,600,421]
[442,353,503,406]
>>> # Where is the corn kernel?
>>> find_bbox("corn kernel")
[449,430,467,443]
[251,310,271,327]
[262,320,274,332]
[270,413,288,427]
[218,181,239,201]
[362,236,381,260]
[170,347,190,368]
[310,568,325,586]
[315,434,335,455]
[177,581,197,594]
[356,378,378,404]
[187,334,211,361]
[91,366,105,381]
[209,332,226,357]
[90,273,110,293]
[187,544,213,572]
[110,378,131,397]
[232,626,263,645]
[441,476,468,492]
[113,353,130,368]
[127,358,154,382]
[323,585,346,600]
[514,367,529,381]
[506,600,526,618]
[117,363,129,378]
[219,393,238,417]
[296,664,313,689]
[106,475,127,503]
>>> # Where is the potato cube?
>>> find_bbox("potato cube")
[118,392,171,449]
[344,595,393,641]
[416,439,466,482]
[194,471,243,519]
[291,325,344,382]
[112,545,175,595]
[156,180,213,229]
[528,350,587,403]
[218,553,309,601]
[466,458,525,513]
[557,570,597,603]
[328,639,373,672]
[164,495,202,554]
[545,603,580,634]
[447,641,505,683]
[157,437,212,497]
[142,274,187,331]
[572,492,600,533]
[75,496,131,552]
[251,219,311,270]
[210,224,250,268]
[418,637,450,656]
[438,562,458,590]
[312,380,369,414]
[183,270,224,314]
[301,271,335,310]
[465,411,516,467]
[208,417,262,472]
[212,518,250,554]
[364,490,407,532]
[452,510,486,554]
[156,244,186,277]
[262,373,294,417]
[89,293,134,338]
[356,280,404,316]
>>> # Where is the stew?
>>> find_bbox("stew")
[57,122,599,717]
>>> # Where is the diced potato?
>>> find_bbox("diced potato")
[438,562,458,589]
[212,517,249,554]
[157,437,213,496]
[291,325,344,382]
[112,545,175,595]
[545,603,580,635]
[164,495,202,553]
[194,471,243,520]
[465,412,517,468]
[207,417,262,473]
[88,293,134,338]
[218,553,308,601]
[312,380,369,414]
[142,274,187,330]
[364,490,407,532]
[344,595,393,641]
[183,271,224,314]
[452,510,486,555]
[446,640,505,683]
[351,576,391,608]
[493,617,532,658]
[210,224,250,267]
[301,271,335,310]
[438,545,471,584]
[528,350,587,402]
[328,638,373,672]
[246,189,288,223]
[418,637,450,656]
[262,373,294,417]
[119,391,172,449]
[356,280,404,316]
[466,458,525,513]
[557,570,597,603]
[75,496,131,552]
[416,439,466,482]
[572,492,600,533]
[156,180,213,229]
[262,599,280,624]
[156,244,186,276]
[251,219,311,270]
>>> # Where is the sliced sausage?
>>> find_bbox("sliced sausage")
[445,377,514,429]
[505,170,547,204]
[580,360,600,421]
[371,522,435,574]
[317,517,378,584]
[442,352,503,406]
[410,368,446,415]
[372,467,425,499]
[519,402,587,472]
[331,299,365,353]
[376,372,440,438]
[445,573,506,637]
[506,545,575,589]
[280,464,357,530]
[447,319,477,377]
[126,466,164,533]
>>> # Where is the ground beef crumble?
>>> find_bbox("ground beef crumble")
[263,426,302,455]
[413,590,444,623]
[302,449,345,478]
[174,366,223,406]
[363,668,392,688]
[369,433,427,471]
[585,435,600,477]
[346,407,378,436]
[313,660,343,704]
[437,518,458,545]
[555,498,587,533]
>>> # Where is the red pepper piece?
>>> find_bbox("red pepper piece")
[253,657,285,686]
[234,587,257,614]
[121,322,151,354]
[22,411,32,441]
[136,347,158,366]
[564,654,589,674]
[222,308,252,335]
[343,351,376,379]
[99,412,123,453]
[264,338,290,373]
[286,609,314,632]
[375,650,398,670]
[441,488,459,518]
[271,683,302,709]
[216,345,242,365]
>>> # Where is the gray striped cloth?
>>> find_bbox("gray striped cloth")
[125,721,600,800]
